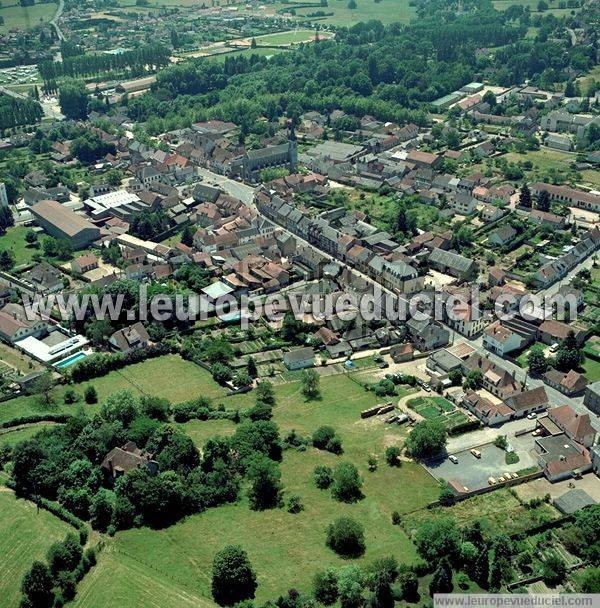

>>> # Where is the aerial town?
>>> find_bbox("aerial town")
[0,0,599,606]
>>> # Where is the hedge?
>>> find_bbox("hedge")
[0,413,71,429]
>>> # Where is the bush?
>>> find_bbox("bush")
[391,511,401,525]
[312,425,336,449]
[287,494,304,514]
[314,465,333,489]
[326,517,365,557]
[84,385,97,404]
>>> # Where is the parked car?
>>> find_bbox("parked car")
[488,477,497,485]
[549,342,559,353]
[470,449,481,458]
[423,383,431,392]
[449,455,458,464]
[527,412,537,420]
[379,362,389,369]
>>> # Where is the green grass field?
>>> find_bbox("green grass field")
[77,372,438,605]
[0,226,41,267]
[0,1,57,33]
[583,356,600,383]
[0,491,71,607]
[279,0,415,26]
[0,354,229,424]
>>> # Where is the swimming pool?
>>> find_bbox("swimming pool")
[55,352,88,369]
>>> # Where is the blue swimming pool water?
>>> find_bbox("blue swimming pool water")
[55,352,87,369]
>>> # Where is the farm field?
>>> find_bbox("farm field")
[0,2,57,34]
[0,491,71,607]
[278,0,415,26]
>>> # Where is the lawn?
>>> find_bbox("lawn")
[0,2,57,34]
[284,0,416,26]
[402,488,560,538]
[1,226,40,267]
[406,396,469,431]
[0,491,71,607]
[583,356,600,383]
[0,354,229,424]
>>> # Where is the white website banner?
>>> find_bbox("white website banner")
[434,595,600,608]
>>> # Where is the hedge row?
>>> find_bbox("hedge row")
[0,413,71,430]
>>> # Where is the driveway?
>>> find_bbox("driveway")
[425,439,538,491]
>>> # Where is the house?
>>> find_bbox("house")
[406,318,449,352]
[543,369,588,396]
[529,209,567,230]
[109,322,150,354]
[71,253,99,274]
[479,203,506,223]
[584,381,600,415]
[538,320,585,345]
[429,248,477,280]
[483,321,524,356]
[390,343,414,363]
[283,347,315,370]
[536,434,592,482]
[0,303,48,344]
[406,150,441,169]
[462,390,513,426]
[488,225,517,247]
[101,441,158,484]
[545,134,573,151]
[530,183,600,213]
[503,386,549,418]
[462,352,521,400]
[23,262,64,294]
[547,404,596,447]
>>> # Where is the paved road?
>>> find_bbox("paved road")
[50,0,65,42]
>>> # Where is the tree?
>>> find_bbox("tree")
[463,370,483,390]
[385,446,401,467]
[255,380,275,406]
[90,488,113,531]
[414,518,460,562]
[537,190,550,212]
[100,390,139,426]
[429,558,453,595]
[58,79,89,120]
[519,183,532,208]
[542,555,566,587]
[527,344,548,376]
[331,461,363,503]
[337,565,365,608]
[0,249,15,271]
[404,420,446,458]
[32,372,54,406]
[211,545,257,606]
[301,369,320,399]
[84,385,98,404]
[246,453,282,510]
[555,330,584,371]
[326,517,366,557]
[314,568,338,605]
[0,206,14,234]
[21,561,54,608]
[580,568,600,593]
[247,356,258,378]
[312,426,336,450]
[347,0,357,8]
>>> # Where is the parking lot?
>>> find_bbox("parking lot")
[425,436,539,491]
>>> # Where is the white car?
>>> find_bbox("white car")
[449,455,458,464]
[549,343,560,353]
[527,412,537,420]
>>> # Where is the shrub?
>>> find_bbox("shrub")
[331,462,363,503]
[314,465,333,489]
[385,446,401,467]
[287,494,304,514]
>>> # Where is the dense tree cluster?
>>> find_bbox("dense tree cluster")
[39,44,170,83]
[10,387,285,534]
[0,95,42,130]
